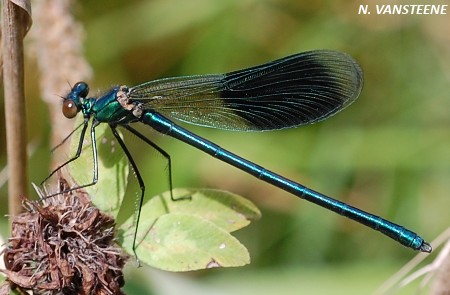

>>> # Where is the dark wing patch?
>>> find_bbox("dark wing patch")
[129,50,363,131]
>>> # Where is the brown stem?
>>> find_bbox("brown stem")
[2,0,31,220]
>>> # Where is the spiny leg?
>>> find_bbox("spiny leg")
[50,121,86,153]
[121,124,190,202]
[44,120,100,198]
[41,118,89,186]
[116,124,191,262]
[110,125,145,263]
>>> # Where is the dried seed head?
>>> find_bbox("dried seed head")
[1,178,128,295]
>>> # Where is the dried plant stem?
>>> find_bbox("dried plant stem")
[2,0,29,219]
[31,0,92,159]
[430,239,450,294]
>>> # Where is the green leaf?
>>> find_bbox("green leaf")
[68,115,129,218]
[118,188,260,271]
[133,213,250,271]
[118,188,261,241]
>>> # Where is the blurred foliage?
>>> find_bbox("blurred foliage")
[1,0,449,294]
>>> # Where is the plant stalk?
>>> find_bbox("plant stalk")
[2,0,29,220]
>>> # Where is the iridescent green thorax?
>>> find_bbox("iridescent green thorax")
[90,87,139,124]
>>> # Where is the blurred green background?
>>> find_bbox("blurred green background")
[1,0,449,294]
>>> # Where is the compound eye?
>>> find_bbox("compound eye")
[73,81,89,98]
[62,100,78,118]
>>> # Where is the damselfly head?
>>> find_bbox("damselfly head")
[63,82,89,119]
